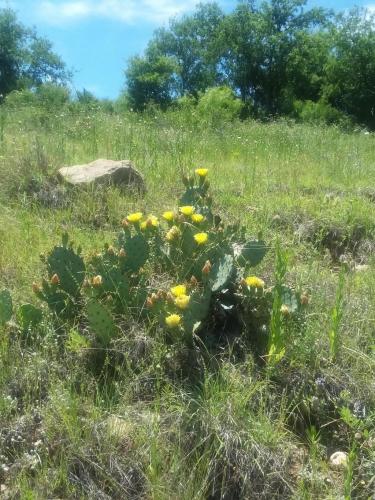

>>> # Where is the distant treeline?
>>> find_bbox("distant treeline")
[124,0,375,128]
[2,3,375,128]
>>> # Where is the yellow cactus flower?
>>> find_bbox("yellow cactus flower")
[195,168,209,177]
[165,314,182,328]
[174,294,190,310]
[171,284,187,297]
[141,215,159,230]
[162,211,175,222]
[127,212,143,223]
[194,232,208,245]
[191,213,205,223]
[92,275,103,287]
[245,276,265,289]
[179,205,195,216]
[166,225,181,241]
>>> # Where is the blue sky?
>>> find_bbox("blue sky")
[2,0,373,99]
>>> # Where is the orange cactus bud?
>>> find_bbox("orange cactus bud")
[190,275,198,287]
[301,293,309,305]
[92,275,103,287]
[202,260,212,275]
[119,248,126,258]
[240,278,247,287]
[50,273,60,285]
[32,282,41,294]
[166,292,175,303]
[280,304,290,316]
[121,218,129,229]
[146,297,154,308]
[107,245,115,255]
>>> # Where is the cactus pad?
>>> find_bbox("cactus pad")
[0,289,13,325]
[183,288,212,335]
[210,254,235,292]
[18,304,43,330]
[47,241,85,297]
[123,234,149,273]
[86,300,117,347]
[235,240,267,268]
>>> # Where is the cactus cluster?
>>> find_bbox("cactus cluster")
[31,168,307,357]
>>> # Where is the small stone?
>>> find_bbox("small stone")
[354,432,362,441]
[329,451,348,470]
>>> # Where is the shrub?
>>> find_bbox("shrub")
[197,86,243,124]
[293,99,351,127]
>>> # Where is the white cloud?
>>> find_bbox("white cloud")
[38,0,200,25]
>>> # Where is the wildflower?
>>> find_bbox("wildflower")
[166,226,181,241]
[191,213,205,223]
[32,282,41,294]
[92,275,103,287]
[165,314,182,328]
[179,205,195,216]
[280,304,290,316]
[171,284,187,297]
[50,273,60,285]
[194,232,208,245]
[127,212,143,223]
[245,276,265,289]
[119,248,126,258]
[175,294,190,310]
[195,168,209,177]
[162,211,175,222]
[202,260,212,275]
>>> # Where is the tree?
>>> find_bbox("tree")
[125,55,177,110]
[218,0,328,113]
[323,9,375,128]
[148,3,224,96]
[0,8,69,97]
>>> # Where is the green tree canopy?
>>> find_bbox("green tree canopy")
[0,8,69,97]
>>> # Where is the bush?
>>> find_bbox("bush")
[293,99,352,127]
[197,86,243,124]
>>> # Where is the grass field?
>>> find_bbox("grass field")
[0,105,374,499]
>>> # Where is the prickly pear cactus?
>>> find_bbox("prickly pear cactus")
[210,254,235,292]
[0,289,13,325]
[47,234,85,297]
[86,300,117,347]
[17,304,43,330]
[235,240,267,268]
[124,234,149,273]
